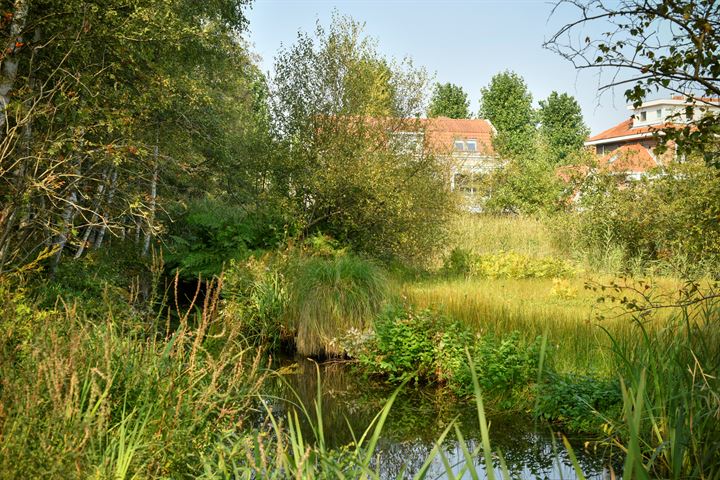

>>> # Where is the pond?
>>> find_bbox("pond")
[258,355,620,479]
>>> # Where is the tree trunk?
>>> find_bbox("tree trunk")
[93,168,118,250]
[50,189,78,274]
[0,0,30,134]
[74,170,108,259]
[142,144,158,257]
[50,158,81,275]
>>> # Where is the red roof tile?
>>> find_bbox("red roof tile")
[599,144,658,173]
[421,117,494,155]
[586,118,668,143]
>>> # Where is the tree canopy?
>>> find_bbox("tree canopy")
[269,14,454,263]
[478,70,536,159]
[538,91,590,164]
[427,82,471,119]
[0,0,259,273]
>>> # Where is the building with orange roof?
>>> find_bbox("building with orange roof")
[585,96,720,176]
[391,116,498,205]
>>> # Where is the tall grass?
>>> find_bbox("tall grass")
[285,254,389,357]
[0,277,265,478]
[405,277,683,375]
[451,214,563,259]
[608,308,720,478]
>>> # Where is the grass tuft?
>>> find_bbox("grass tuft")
[285,254,388,357]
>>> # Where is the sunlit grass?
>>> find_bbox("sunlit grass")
[403,276,680,375]
[449,213,563,259]
[286,254,389,357]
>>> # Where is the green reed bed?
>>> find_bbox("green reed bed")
[0,279,265,479]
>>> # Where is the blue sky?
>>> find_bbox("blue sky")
[245,0,634,134]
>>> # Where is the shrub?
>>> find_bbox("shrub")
[285,254,389,357]
[347,304,541,402]
[354,304,455,383]
[562,160,720,274]
[442,249,574,279]
[473,251,574,279]
[441,247,474,277]
[165,198,289,279]
[535,374,622,432]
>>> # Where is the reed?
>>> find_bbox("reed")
[450,214,562,259]
[403,277,683,375]
[0,278,266,479]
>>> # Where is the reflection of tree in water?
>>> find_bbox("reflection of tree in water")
[260,356,619,479]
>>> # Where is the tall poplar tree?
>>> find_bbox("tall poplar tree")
[478,71,536,159]
[427,82,471,118]
[538,92,589,164]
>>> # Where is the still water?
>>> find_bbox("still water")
[259,356,620,479]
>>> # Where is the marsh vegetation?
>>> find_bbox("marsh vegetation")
[1,1,719,478]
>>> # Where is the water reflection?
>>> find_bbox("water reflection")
[260,356,619,479]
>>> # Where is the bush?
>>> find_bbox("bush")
[563,160,720,274]
[441,247,474,277]
[165,198,289,279]
[346,304,541,402]
[535,374,622,432]
[442,249,574,279]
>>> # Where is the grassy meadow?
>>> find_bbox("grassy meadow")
[1,213,718,479]
[405,214,684,375]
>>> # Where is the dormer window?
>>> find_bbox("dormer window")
[454,139,478,152]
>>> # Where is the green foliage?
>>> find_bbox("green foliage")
[538,92,589,164]
[535,374,622,432]
[0,283,265,479]
[285,253,389,357]
[427,82,471,119]
[458,331,541,401]
[606,286,720,479]
[270,14,455,264]
[0,279,55,359]
[442,250,574,279]
[165,198,289,279]
[546,0,720,165]
[472,251,574,279]
[347,304,540,403]
[483,152,566,214]
[0,0,259,273]
[223,254,290,351]
[478,70,536,159]
[563,160,720,273]
[441,247,475,277]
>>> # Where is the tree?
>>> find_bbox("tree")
[270,14,455,263]
[0,0,257,273]
[538,91,590,164]
[482,152,565,215]
[545,0,720,164]
[478,71,536,159]
[427,82,471,118]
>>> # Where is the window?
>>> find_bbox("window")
[466,139,477,152]
[639,111,647,121]
[656,109,663,119]
[390,132,423,155]
[454,140,464,151]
